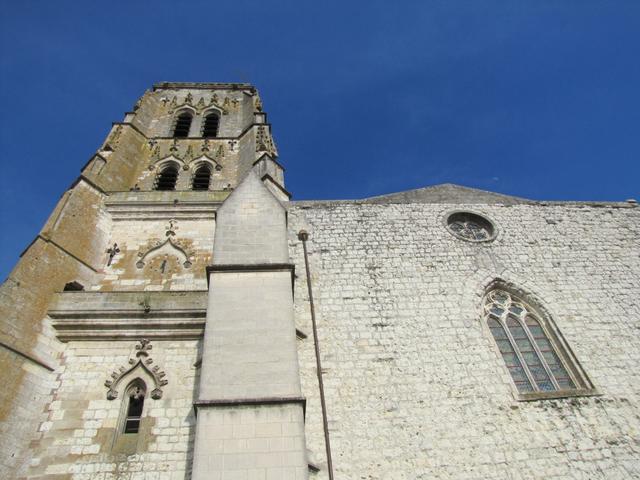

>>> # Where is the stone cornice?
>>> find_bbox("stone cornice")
[253,153,285,171]
[193,397,306,417]
[206,263,296,290]
[151,121,273,143]
[206,263,295,274]
[105,200,221,221]
[50,291,207,341]
[153,82,255,91]
[290,199,639,208]
[52,317,205,342]
[261,174,292,200]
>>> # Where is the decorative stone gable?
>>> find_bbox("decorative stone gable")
[104,339,168,400]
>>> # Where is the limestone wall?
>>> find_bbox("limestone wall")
[97,215,215,292]
[289,201,640,479]
[0,83,279,479]
[24,339,200,480]
[192,404,308,480]
[0,180,108,478]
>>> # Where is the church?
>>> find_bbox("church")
[1,82,638,479]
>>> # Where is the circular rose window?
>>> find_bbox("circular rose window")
[446,211,496,242]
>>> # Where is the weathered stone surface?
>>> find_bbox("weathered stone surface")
[289,201,640,479]
[25,339,199,480]
[2,83,638,480]
[0,83,280,479]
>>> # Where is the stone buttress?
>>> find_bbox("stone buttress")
[192,170,308,479]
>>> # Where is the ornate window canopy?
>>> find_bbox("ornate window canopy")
[104,339,168,400]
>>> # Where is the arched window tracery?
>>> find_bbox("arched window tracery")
[484,289,593,398]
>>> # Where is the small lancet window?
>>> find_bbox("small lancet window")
[155,164,179,191]
[192,164,212,190]
[173,112,193,138]
[201,112,220,138]
[484,289,594,398]
[123,380,146,434]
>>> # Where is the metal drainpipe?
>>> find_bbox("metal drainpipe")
[298,230,334,480]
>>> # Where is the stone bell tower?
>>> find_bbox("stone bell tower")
[0,83,305,479]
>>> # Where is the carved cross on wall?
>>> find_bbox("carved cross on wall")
[106,243,120,266]
[165,220,177,237]
[136,338,152,356]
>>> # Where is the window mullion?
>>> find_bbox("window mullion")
[500,318,538,392]
[538,320,584,389]
[521,317,561,391]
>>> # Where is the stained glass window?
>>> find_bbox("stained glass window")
[484,289,589,396]
[447,212,495,242]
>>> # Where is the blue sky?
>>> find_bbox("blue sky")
[1,1,639,279]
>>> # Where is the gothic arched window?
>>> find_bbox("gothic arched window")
[122,379,146,434]
[192,164,212,190]
[155,164,179,191]
[484,289,594,398]
[173,111,193,138]
[201,112,220,138]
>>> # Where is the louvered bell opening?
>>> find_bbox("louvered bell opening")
[156,166,179,191]
[192,166,212,190]
[202,114,219,138]
[173,113,192,138]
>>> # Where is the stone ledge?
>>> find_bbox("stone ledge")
[194,396,307,417]
[105,191,227,220]
[206,263,296,289]
[153,82,255,91]
[49,291,207,341]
